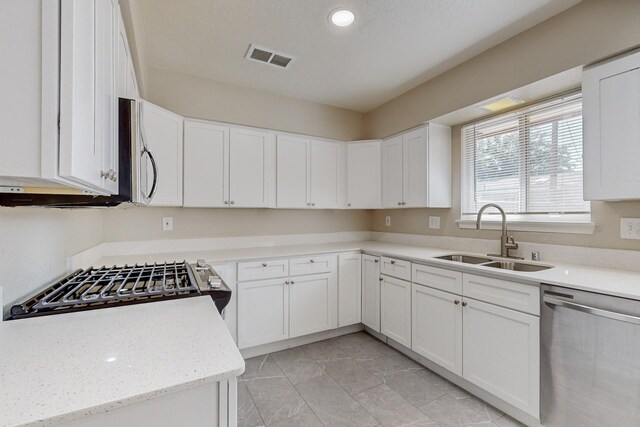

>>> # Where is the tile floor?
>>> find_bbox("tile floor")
[238,332,526,427]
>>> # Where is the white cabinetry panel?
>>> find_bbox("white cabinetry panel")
[229,128,275,208]
[346,141,381,208]
[338,252,362,327]
[584,50,640,200]
[463,298,540,417]
[238,278,289,349]
[381,275,411,347]
[183,121,229,207]
[362,254,381,332]
[310,139,342,209]
[382,135,404,208]
[412,284,462,376]
[141,101,183,206]
[276,135,310,208]
[289,273,337,338]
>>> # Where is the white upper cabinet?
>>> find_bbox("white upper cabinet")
[310,139,344,209]
[183,121,229,207]
[58,0,119,195]
[346,141,381,209]
[382,135,404,208]
[183,123,275,208]
[140,101,183,207]
[229,128,276,208]
[275,136,343,209]
[276,135,310,208]
[382,124,451,208]
[583,50,640,201]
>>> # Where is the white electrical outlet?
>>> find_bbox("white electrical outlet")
[385,216,391,227]
[162,217,173,231]
[620,218,640,239]
[428,216,441,229]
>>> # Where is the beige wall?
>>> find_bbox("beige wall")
[146,67,367,141]
[364,0,640,139]
[102,206,371,242]
[371,126,640,251]
[0,208,103,310]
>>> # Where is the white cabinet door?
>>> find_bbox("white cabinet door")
[183,121,229,207]
[346,141,381,208]
[116,7,128,99]
[229,127,275,208]
[309,139,342,208]
[362,254,381,332]
[289,273,338,338]
[426,124,452,207]
[402,126,428,207]
[210,262,237,344]
[276,135,310,208]
[238,278,289,349]
[463,298,540,417]
[412,285,462,376]
[380,275,411,347]
[583,50,640,200]
[59,0,117,194]
[141,101,183,206]
[381,135,404,208]
[338,252,361,327]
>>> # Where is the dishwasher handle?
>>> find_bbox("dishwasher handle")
[543,295,640,326]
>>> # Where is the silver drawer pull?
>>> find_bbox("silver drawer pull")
[543,295,640,325]
[290,280,295,285]
[374,259,379,263]
[390,260,396,264]
[310,259,315,263]
[262,263,267,267]
[454,300,460,305]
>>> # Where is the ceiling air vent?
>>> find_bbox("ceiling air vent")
[245,44,295,69]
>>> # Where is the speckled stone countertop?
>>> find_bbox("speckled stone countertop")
[94,240,640,301]
[0,297,244,427]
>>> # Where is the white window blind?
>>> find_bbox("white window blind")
[461,93,589,221]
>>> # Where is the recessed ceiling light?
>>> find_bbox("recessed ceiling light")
[330,9,355,27]
[479,96,525,112]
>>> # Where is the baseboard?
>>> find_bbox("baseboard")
[240,324,364,359]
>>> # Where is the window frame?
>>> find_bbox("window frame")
[459,92,594,234]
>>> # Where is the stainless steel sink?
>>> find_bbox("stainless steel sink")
[483,261,552,272]
[436,254,493,264]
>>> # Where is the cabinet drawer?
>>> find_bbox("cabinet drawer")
[237,259,289,282]
[412,264,462,294]
[289,254,336,277]
[463,274,540,316]
[380,256,411,281]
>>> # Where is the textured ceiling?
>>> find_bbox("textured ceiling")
[134,0,581,112]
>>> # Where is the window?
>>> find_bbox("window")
[461,93,591,231]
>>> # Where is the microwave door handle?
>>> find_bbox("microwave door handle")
[144,147,158,202]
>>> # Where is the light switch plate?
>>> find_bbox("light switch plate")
[429,216,441,229]
[385,216,391,227]
[620,218,640,239]
[162,217,173,231]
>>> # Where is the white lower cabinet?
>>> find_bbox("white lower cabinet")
[362,254,381,332]
[237,278,289,349]
[289,273,338,338]
[380,275,411,347]
[412,284,462,376]
[338,252,362,327]
[462,298,540,417]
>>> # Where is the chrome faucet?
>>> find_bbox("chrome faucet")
[476,203,522,259]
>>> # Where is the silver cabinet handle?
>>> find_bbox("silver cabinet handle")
[397,202,402,206]
[454,300,460,305]
[290,280,295,285]
[374,259,379,263]
[312,203,316,206]
[347,203,351,207]
[262,263,267,267]
[379,277,383,281]
[307,202,311,206]
[390,260,396,264]
[402,202,406,206]
[462,301,468,307]
[224,201,229,205]
[285,280,290,285]
[310,259,315,263]
[543,295,640,325]
[230,201,235,205]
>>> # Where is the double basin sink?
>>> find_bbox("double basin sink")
[435,254,552,272]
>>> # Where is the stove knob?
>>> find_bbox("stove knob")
[208,276,221,289]
[197,259,206,268]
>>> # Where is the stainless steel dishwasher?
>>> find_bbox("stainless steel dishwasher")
[541,284,640,426]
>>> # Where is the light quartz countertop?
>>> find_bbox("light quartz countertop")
[0,297,244,427]
[95,240,640,301]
